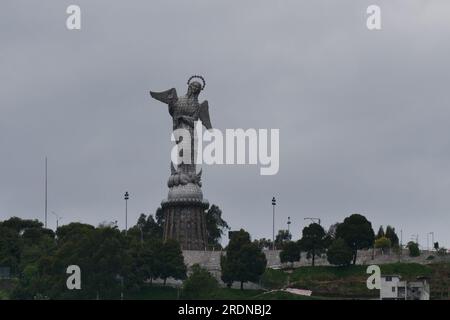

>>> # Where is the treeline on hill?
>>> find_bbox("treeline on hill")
[262,213,447,267]
[1,209,447,300]
[0,205,230,299]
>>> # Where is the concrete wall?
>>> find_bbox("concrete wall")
[182,248,448,270]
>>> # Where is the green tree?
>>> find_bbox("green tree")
[182,264,219,299]
[0,226,23,275]
[253,238,272,250]
[0,217,55,277]
[324,223,340,248]
[376,226,385,239]
[374,236,391,254]
[279,241,300,267]
[220,229,267,290]
[407,241,420,257]
[205,205,230,249]
[157,239,187,285]
[299,223,326,266]
[13,223,130,300]
[327,238,353,266]
[335,214,375,265]
[0,217,44,234]
[274,230,291,250]
[434,242,439,251]
[127,238,163,290]
[385,226,399,247]
[127,210,164,244]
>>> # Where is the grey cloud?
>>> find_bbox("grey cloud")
[1,0,449,247]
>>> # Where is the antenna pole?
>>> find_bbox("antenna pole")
[45,157,48,228]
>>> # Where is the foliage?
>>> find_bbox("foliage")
[182,264,219,299]
[279,241,301,265]
[407,241,420,257]
[205,205,230,249]
[1,216,189,299]
[157,239,187,284]
[274,230,291,250]
[220,229,267,290]
[376,226,385,239]
[259,268,288,290]
[385,226,399,247]
[127,209,164,244]
[326,238,353,266]
[253,238,272,250]
[299,223,326,266]
[326,223,340,240]
[335,214,375,265]
[374,236,391,251]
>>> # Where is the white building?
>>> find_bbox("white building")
[380,275,430,300]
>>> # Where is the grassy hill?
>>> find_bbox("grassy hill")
[127,262,448,300]
[266,262,449,299]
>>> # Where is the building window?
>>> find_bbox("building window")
[386,276,392,281]
[392,287,396,292]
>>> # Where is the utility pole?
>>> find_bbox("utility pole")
[272,197,276,250]
[287,216,291,235]
[400,229,403,248]
[124,192,129,235]
[44,157,48,229]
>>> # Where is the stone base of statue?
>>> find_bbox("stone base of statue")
[161,183,209,250]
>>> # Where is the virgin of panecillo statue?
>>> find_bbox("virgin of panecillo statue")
[150,75,212,250]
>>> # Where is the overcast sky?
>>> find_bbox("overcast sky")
[1,1,449,247]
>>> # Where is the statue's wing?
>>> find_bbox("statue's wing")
[150,88,178,105]
[199,100,212,129]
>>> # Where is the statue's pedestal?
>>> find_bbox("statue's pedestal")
[161,183,209,250]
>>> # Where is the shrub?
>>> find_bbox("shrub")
[182,264,219,299]
[374,236,391,253]
[407,242,420,257]
[327,238,353,266]
[279,241,300,266]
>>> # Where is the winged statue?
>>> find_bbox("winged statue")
[150,75,212,187]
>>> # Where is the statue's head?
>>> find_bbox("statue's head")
[187,81,202,96]
[187,75,205,97]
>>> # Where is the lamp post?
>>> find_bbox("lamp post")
[272,197,276,250]
[287,216,291,235]
[124,192,129,235]
[45,157,48,229]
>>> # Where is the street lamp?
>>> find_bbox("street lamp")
[272,197,276,250]
[124,191,129,235]
[287,216,291,234]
